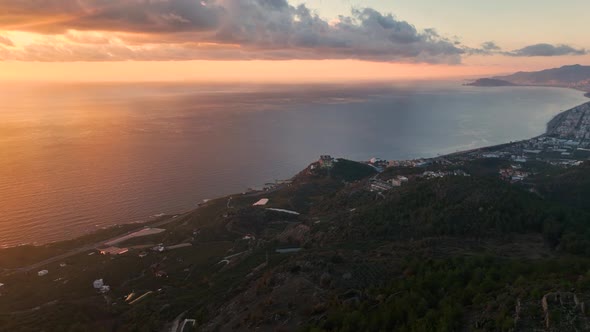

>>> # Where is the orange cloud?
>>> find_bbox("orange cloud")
[0,0,464,63]
[0,35,13,46]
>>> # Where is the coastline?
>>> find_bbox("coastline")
[1,86,589,258]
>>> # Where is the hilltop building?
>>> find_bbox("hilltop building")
[99,247,129,255]
[319,155,334,168]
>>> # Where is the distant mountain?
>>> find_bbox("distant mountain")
[466,78,516,87]
[468,65,590,92]
[493,64,590,91]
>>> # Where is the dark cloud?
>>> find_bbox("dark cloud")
[461,41,502,56]
[0,0,462,63]
[481,41,501,52]
[211,4,464,63]
[0,1,587,63]
[0,0,222,34]
[506,43,587,57]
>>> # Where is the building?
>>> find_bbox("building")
[93,279,104,289]
[319,155,334,169]
[37,270,48,277]
[511,155,527,163]
[99,247,129,255]
[370,179,395,192]
[252,198,269,206]
[523,149,542,154]
[152,244,165,252]
[388,179,402,187]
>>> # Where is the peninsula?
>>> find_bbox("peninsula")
[468,64,590,95]
[465,78,516,87]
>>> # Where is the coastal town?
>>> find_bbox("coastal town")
[307,102,590,193]
[452,102,590,170]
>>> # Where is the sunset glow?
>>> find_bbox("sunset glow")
[1,0,588,82]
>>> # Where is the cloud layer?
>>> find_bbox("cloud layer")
[465,41,587,58]
[505,43,587,57]
[0,0,221,34]
[0,0,464,63]
[0,0,586,63]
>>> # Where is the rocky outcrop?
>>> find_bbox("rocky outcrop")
[276,224,310,245]
[541,292,588,331]
[466,78,516,87]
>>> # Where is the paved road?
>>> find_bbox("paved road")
[3,183,290,276]
[4,212,190,275]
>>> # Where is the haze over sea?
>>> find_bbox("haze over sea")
[0,81,587,247]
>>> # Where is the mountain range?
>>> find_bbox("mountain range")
[469,64,590,93]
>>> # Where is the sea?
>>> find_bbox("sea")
[0,81,588,247]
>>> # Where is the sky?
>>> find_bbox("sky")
[0,0,588,82]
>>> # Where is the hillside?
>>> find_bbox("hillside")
[470,64,590,92]
[466,78,516,87]
[2,154,590,331]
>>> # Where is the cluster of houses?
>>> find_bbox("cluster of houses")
[368,158,389,171]
[421,170,470,179]
[510,155,528,163]
[549,103,590,141]
[368,169,470,192]
[524,136,588,156]
[369,179,396,192]
[387,159,429,168]
[546,159,585,168]
[369,176,409,192]
[309,155,335,173]
[471,134,589,170]
[499,167,530,182]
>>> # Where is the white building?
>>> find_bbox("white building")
[99,246,129,255]
[388,179,402,187]
[37,270,49,277]
[93,279,104,289]
[252,198,269,206]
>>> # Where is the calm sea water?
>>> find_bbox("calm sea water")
[0,81,587,247]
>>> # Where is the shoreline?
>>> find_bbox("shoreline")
[1,87,588,254]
